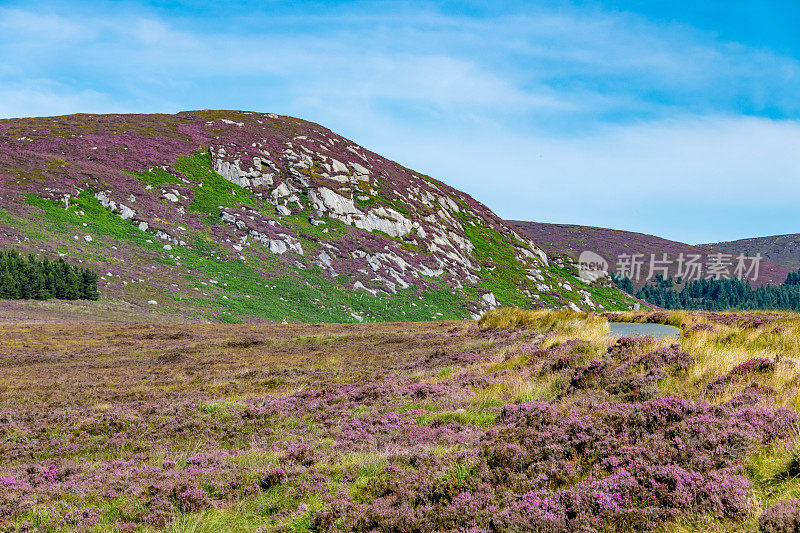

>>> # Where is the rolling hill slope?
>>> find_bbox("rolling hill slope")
[703,234,800,270]
[509,221,794,287]
[0,111,634,322]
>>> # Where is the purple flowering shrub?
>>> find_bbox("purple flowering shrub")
[645,311,669,324]
[702,312,780,329]
[306,334,794,531]
[732,358,777,375]
[706,357,777,397]
[691,321,716,332]
[564,339,692,401]
[2,316,800,531]
[317,396,796,531]
[528,339,594,374]
[758,499,800,533]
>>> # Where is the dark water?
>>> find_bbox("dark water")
[607,322,680,339]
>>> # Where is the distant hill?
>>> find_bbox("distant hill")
[509,221,794,287]
[0,111,635,322]
[702,234,800,270]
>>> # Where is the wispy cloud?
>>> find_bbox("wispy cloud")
[380,114,800,244]
[3,3,797,121]
[0,80,122,120]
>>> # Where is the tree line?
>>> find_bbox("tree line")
[0,250,99,301]
[612,272,800,311]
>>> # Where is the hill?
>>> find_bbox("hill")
[0,111,633,322]
[509,221,794,287]
[703,234,800,270]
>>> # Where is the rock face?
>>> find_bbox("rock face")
[0,111,633,321]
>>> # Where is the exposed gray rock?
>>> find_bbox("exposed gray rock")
[269,240,288,254]
[119,204,135,220]
[481,292,499,309]
[271,183,291,198]
[94,191,116,211]
[351,162,370,176]
[329,158,349,174]
[211,149,274,188]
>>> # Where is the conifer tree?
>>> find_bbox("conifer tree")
[0,250,99,301]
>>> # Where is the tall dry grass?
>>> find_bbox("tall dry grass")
[473,308,617,404]
[483,308,800,409]
[479,308,610,346]
[605,309,692,328]
[679,319,800,408]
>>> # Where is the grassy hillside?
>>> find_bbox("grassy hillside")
[0,112,637,321]
[704,233,800,270]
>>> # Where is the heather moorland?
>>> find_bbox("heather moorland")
[2,306,800,532]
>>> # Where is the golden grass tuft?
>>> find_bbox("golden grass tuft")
[660,314,800,408]
[479,308,608,335]
[605,309,691,328]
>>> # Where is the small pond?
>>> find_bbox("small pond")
[607,322,680,340]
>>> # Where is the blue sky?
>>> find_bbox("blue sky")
[1,1,799,244]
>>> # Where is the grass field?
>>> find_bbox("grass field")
[2,307,800,531]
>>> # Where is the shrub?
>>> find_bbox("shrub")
[758,498,800,533]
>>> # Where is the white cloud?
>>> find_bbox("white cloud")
[3,3,797,118]
[0,80,124,119]
[0,8,88,41]
[367,115,800,243]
